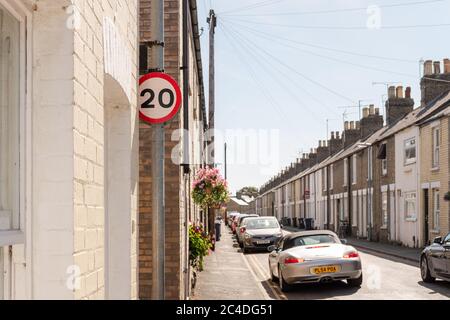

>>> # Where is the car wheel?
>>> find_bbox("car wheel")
[421,256,435,283]
[279,266,293,292]
[242,246,248,254]
[347,274,363,287]
[238,241,243,248]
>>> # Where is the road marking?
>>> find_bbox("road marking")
[246,255,288,300]
[241,253,273,300]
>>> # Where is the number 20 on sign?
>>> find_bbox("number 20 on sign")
[139,72,182,124]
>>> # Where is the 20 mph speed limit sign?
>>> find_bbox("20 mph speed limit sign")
[139,72,182,124]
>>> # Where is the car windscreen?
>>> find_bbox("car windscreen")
[284,234,337,250]
[246,219,279,230]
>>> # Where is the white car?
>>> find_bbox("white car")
[268,230,363,292]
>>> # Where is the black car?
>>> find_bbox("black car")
[420,233,450,283]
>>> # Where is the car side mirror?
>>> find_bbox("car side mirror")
[280,224,284,229]
[340,239,348,245]
[268,245,277,252]
[433,236,443,244]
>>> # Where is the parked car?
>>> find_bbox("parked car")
[236,214,259,247]
[241,216,283,253]
[231,214,242,234]
[227,212,240,228]
[268,230,363,292]
[420,233,450,283]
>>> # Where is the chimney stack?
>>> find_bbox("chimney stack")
[343,119,360,148]
[388,86,396,99]
[363,107,370,118]
[317,140,329,163]
[421,58,450,106]
[360,104,384,139]
[386,86,414,126]
[328,130,342,156]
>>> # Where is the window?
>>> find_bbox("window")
[352,155,357,185]
[432,127,440,169]
[382,192,388,228]
[404,138,416,165]
[330,165,334,189]
[381,159,388,176]
[444,233,450,245]
[322,168,327,192]
[433,189,440,230]
[404,192,416,221]
[352,195,357,227]
[378,143,387,176]
[0,3,21,232]
[343,159,348,186]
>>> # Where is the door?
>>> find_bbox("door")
[423,189,429,245]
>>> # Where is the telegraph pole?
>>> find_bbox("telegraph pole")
[207,10,217,236]
[207,10,217,166]
[150,0,165,300]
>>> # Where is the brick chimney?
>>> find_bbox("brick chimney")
[421,58,450,106]
[360,105,384,139]
[300,153,311,171]
[386,85,414,126]
[328,131,342,156]
[317,140,329,163]
[309,148,318,166]
[343,121,360,148]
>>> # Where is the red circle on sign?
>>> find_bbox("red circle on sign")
[139,72,182,124]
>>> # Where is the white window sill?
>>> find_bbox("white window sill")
[431,167,440,172]
[405,217,417,222]
[380,226,388,230]
[0,230,25,247]
[431,229,440,234]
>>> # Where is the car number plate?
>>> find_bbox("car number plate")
[256,240,270,244]
[311,265,340,275]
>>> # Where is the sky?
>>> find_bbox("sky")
[196,0,450,194]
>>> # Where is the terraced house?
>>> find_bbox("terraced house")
[139,0,208,300]
[257,58,450,249]
[0,0,139,299]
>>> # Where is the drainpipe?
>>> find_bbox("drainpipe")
[182,0,190,300]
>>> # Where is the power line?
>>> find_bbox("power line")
[219,21,341,118]
[222,0,448,17]
[218,0,286,15]
[220,16,450,30]
[219,19,356,104]
[219,21,337,121]
[221,20,418,78]
[222,21,417,64]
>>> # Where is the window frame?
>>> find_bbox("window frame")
[403,138,416,166]
[352,155,357,185]
[404,192,417,221]
[330,164,334,190]
[381,192,388,228]
[0,0,30,246]
[343,159,348,187]
[433,189,440,231]
[431,126,440,170]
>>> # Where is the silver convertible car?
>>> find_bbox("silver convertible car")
[420,232,450,283]
[268,230,363,292]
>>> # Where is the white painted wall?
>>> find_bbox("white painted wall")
[395,126,421,248]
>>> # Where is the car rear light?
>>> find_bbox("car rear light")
[284,257,305,264]
[240,227,246,234]
[343,251,359,259]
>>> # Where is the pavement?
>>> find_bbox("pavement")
[192,223,269,300]
[283,226,422,263]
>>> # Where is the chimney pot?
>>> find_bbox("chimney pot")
[319,140,322,148]
[369,104,375,115]
[355,121,360,129]
[336,132,340,139]
[350,121,355,130]
[331,131,335,139]
[375,108,380,115]
[363,107,370,118]
[434,61,441,74]
[424,60,433,76]
[444,58,450,74]
[388,86,396,99]
[405,87,411,98]
[396,86,404,98]
[344,121,350,130]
